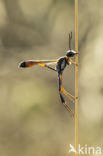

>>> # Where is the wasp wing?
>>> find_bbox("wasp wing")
[19,60,58,68]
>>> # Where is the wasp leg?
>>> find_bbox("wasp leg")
[59,74,75,102]
[58,73,74,118]
[69,58,78,66]
[38,63,57,72]
[61,87,75,103]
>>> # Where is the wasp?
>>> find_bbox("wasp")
[19,32,79,117]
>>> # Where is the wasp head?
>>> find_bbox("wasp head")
[66,50,79,58]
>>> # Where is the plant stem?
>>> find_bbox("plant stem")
[75,0,79,155]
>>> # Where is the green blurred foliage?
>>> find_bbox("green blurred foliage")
[0,0,103,156]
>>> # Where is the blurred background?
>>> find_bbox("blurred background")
[0,0,103,156]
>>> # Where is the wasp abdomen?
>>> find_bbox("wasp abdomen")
[19,61,36,68]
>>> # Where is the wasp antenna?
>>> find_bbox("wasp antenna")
[69,33,71,50]
[70,31,72,40]
[69,32,72,50]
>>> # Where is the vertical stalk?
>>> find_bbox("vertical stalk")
[75,0,79,155]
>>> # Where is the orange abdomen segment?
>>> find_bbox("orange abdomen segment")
[19,61,37,68]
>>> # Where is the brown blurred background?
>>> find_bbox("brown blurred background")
[0,0,103,156]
